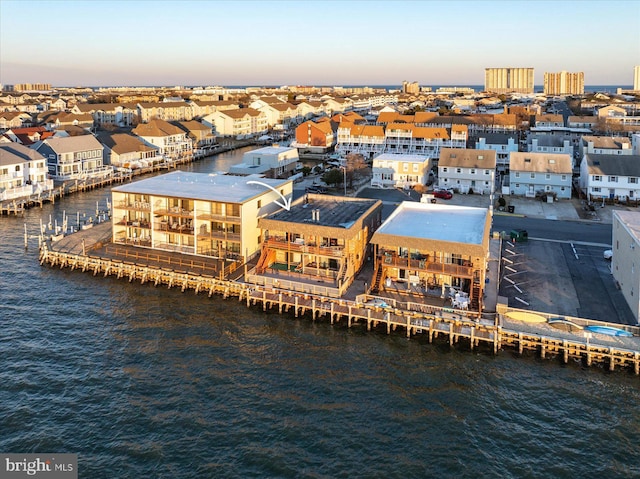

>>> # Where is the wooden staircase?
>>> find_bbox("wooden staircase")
[371,264,384,293]
[255,248,276,274]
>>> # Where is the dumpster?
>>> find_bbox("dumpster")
[510,229,528,242]
[507,205,515,213]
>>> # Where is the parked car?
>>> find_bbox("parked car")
[306,185,327,194]
[433,189,453,199]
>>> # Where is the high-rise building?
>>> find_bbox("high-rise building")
[402,81,420,94]
[484,68,534,94]
[543,71,585,95]
[3,83,52,92]
[634,66,640,91]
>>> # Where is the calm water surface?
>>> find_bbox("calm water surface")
[1,148,639,478]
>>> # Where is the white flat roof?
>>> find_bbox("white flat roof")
[112,171,291,203]
[244,146,297,156]
[373,153,429,163]
[376,201,489,244]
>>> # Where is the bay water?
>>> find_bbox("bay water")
[1,148,639,478]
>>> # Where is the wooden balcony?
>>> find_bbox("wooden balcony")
[195,212,241,223]
[264,237,344,258]
[154,207,194,218]
[378,253,473,278]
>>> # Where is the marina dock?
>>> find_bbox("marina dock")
[40,222,640,375]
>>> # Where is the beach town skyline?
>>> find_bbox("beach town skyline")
[1,0,638,87]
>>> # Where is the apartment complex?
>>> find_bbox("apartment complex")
[611,210,640,322]
[543,71,585,96]
[111,171,293,261]
[635,65,640,91]
[484,67,534,94]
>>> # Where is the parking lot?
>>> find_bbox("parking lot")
[497,238,636,324]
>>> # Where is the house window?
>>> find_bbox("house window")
[456,168,461,173]
[471,169,476,174]
[442,167,448,173]
[515,172,520,178]
[561,175,567,181]
[593,175,602,181]
[403,164,408,172]
[412,164,419,172]
[630,177,638,184]
[515,183,520,188]
[530,173,535,179]
[609,176,617,182]
[485,169,490,175]
[257,200,262,208]
[546,174,551,180]
[593,187,601,192]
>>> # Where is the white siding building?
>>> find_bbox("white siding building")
[580,154,640,202]
[509,152,572,199]
[438,148,496,195]
[0,143,53,200]
[229,146,299,178]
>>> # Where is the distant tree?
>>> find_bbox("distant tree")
[322,168,344,187]
[301,166,312,176]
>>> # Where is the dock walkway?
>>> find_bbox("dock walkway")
[41,224,640,375]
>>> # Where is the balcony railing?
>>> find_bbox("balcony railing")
[378,252,474,278]
[154,207,194,218]
[264,237,344,257]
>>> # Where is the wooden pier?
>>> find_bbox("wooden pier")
[38,228,640,376]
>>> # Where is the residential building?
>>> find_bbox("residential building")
[203,108,268,138]
[0,111,33,129]
[438,148,496,195]
[229,145,299,178]
[635,66,640,91]
[509,152,572,199]
[611,210,640,322]
[248,194,382,297]
[136,101,194,123]
[174,120,217,157]
[567,116,597,130]
[72,103,137,127]
[294,119,335,151]
[402,81,420,94]
[110,171,293,261]
[596,105,640,128]
[34,134,110,180]
[543,71,584,95]
[0,143,53,200]
[529,137,573,157]
[250,101,300,128]
[98,132,160,169]
[475,133,518,173]
[580,154,640,202]
[371,153,431,189]
[369,202,492,311]
[3,126,56,146]
[188,99,239,118]
[132,119,193,164]
[534,114,564,128]
[484,67,534,94]
[579,136,632,159]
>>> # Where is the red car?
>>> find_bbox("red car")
[433,189,453,199]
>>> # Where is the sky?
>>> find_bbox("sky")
[1,0,639,88]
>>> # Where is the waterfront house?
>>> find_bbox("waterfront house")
[475,133,518,173]
[173,120,218,157]
[249,100,300,129]
[294,119,335,152]
[508,151,572,199]
[132,119,193,165]
[110,171,293,261]
[438,148,496,195]
[34,134,111,181]
[97,132,160,170]
[611,210,640,322]
[229,145,299,178]
[3,126,56,146]
[369,201,491,311]
[371,153,431,189]
[579,153,640,202]
[0,143,53,201]
[248,194,382,297]
[203,108,268,139]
